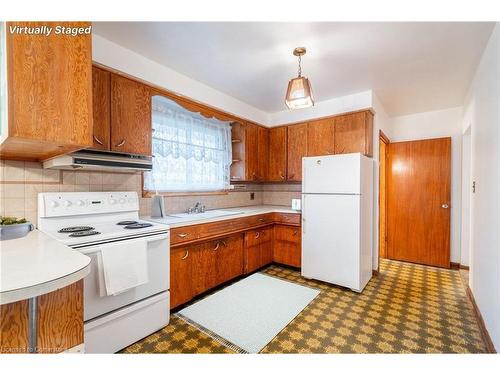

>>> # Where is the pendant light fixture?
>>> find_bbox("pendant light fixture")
[285,47,314,109]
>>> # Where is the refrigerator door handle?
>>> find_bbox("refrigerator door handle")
[302,196,306,234]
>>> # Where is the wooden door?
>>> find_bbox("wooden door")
[111,74,152,155]
[287,123,308,181]
[334,111,373,156]
[216,235,244,284]
[379,133,389,259]
[307,118,335,156]
[257,126,269,180]
[245,123,259,181]
[170,247,194,309]
[0,299,28,353]
[259,226,274,266]
[268,127,287,182]
[191,242,218,294]
[273,225,301,267]
[387,137,451,268]
[244,229,262,273]
[91,66,111,150]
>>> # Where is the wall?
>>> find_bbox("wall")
[462,23,500,350]
[389,107,463,264]
[0,161,263,226]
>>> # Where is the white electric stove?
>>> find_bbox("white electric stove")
[37,191,170,353]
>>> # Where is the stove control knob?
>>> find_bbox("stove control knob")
[76,200,85,206]
[50,201,59,208]
[63,200,72,207]
[109,198,117,205]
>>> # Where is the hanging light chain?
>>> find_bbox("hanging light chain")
[297,54,302,77]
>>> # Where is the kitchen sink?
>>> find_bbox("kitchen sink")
[167,209,244,220]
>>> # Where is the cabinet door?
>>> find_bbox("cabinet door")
[191,242,218,295]
[91,66,111,150]
[244,229,262,273]
[273,225,301,267]
[257,126,269,180]
[287,123,308,181]
[170,247,194,309]
[245,123,259,181]
[259,226,274,266]
[334,111,373,156]
[268,127,287,182]
[6,22,92,149]
[111,74,152,155]
[307,118,335,156]
[216,234,244,284]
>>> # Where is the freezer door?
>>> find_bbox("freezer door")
[302,153,361,194]
[301,193,360,290]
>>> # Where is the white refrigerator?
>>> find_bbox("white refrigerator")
[301,153,373,292]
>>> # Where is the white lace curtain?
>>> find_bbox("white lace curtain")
[144,96,232,192]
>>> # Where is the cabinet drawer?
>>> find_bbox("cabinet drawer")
[273,213,301,226]
[170,226,199,246]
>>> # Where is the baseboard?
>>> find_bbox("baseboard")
[372,270,379,276]
[450,262,470,270]
[465,285,496,353]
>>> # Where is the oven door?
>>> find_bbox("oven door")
[79,232,170,321]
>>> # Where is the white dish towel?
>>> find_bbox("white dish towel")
[98,239,149,296]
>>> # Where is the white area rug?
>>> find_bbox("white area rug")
[177,273,320,353]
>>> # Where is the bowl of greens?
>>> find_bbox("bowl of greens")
[0,216,35,241]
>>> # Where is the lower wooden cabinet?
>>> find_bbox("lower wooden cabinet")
[244,226,273,274]
[273,225,302,268]
[216,235,244,284]
[170,246,194,309]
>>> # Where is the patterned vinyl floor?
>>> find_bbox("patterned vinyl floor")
[122,259,486,354]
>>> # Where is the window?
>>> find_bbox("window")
[144,96,232,192]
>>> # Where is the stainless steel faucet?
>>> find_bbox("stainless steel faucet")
[187,201,206,214]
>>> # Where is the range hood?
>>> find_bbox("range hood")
[43,150,152,172]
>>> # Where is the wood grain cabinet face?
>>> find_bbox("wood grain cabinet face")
[111,75,152,155]
[0,299,28,353]
[273,225,301,268]
[268,127,287,182]
[245,123,259,181]
[170,246,194,309]
[287,123,308,181]
[259,226,274,266]
[91,66,111,150]
[244,226,273,273]
[307,118,335,156]
[1,21,93,160]
[215,235,244,285]
[334,111,373,157]
[257,126,269,181]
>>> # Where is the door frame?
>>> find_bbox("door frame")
[378,130,390,272]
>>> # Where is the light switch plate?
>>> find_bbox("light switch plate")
[291,199,301,211]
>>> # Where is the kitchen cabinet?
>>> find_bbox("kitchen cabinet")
[307,118,335,156]
[0,22,93,161]
[170,247,194,309]
[287,123,308,181]
[215,235,244,285]
[334,111,373,157]
[91,66,111,150]
[245,123,259,181]
[110,74,152,155]
[191,242,218,295]
[257,126,269,181]
[244,225,273,273]
[273,225,302,268]
[268,127,287,182]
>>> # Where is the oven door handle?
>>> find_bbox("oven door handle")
[78,232,169,255]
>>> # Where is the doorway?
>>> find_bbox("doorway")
[378,131,389,261]
[386,137,451,268]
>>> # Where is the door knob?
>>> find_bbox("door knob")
[441,204,449,209]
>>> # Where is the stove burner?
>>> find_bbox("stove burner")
[117,221,138,226]
[124,223,153,229]
[58,226,95,233]
[69,230,101,237]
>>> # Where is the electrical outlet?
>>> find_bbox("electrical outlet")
[250,192,255,200]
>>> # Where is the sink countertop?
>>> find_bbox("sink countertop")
[144,205,300,228]
[0,229,91,305]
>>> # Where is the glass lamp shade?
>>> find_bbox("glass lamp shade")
[285,76,314,109]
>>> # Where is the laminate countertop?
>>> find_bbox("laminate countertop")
[144,205,301,228]
[0,229,91,305]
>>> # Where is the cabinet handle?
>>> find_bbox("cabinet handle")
[93,135,103,145]
[255,232,260,239]
[259,218,265,222]
[213,242,220,251]
[252,173,258,181]
[116,139,126,147]
[280,173,285,180]
[177,233,189,238]
[293,230,298,236]
[181,250,189,260]
[221,240,227,247]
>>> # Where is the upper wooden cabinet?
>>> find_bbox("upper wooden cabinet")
[110,74,152,155]
[91,66,111,151]
[257,126,269,181]
[334,111,373,157]
[244,123,259,181]
[268,127,287,182]
[0,22,93,161]
[287,123,308,182]
[307,118,335,156]
[231,122,268,182]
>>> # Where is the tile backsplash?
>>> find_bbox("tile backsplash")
[1,160,300,226]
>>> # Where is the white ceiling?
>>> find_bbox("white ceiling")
[93,22,494,116]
